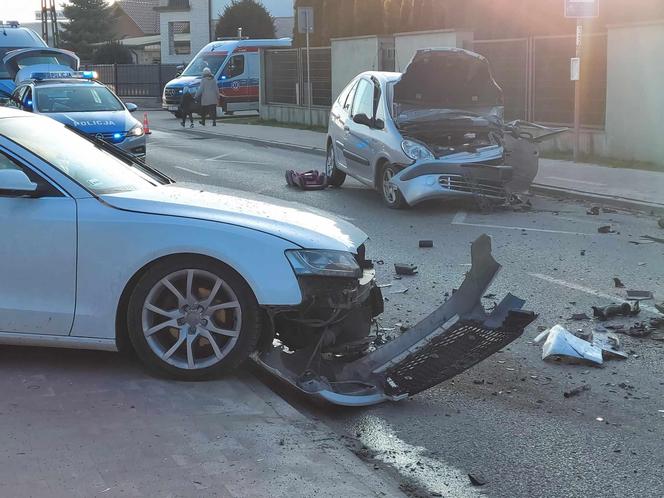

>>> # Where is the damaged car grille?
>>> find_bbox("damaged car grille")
[438,174,507,198]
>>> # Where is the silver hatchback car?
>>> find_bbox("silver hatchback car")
[326,48,560,208]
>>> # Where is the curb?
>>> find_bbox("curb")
[154,124,663,215]
[531,183,664,215]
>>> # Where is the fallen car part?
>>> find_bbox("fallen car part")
[592,302,639,321]
[592,329,628,359]
[285,170,327,190]
[394,263,418,276]
[587,206,600,215]
[419,240,434,248]
[625,290,654,301]
[254,234,536,406]
[598,225,615,234]
[541,325,603,365]
[564,385,591,398]
[613,277,625,288]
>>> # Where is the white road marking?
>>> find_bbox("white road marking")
[529,273,660,314]
[205,152,234,161]
[452,211,594,236]
[174,166,209,177]
[543,176,607,187]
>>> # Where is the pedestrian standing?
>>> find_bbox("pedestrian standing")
[196,67,219,126]
[179,90,196,128]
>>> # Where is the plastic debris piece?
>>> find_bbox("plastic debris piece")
[541,324,603,365]
[418,240,433,248]
[613,278,625,288]
[656,302,664,314]
[598,225,615,234]
[626,290,653,300]
[394,263,418,276]
[468,472,488,486]
[592,302,639,321]
[641,235,664,244]
[564,385,590,398]
[586,206,600,215]
[592,330,628,359]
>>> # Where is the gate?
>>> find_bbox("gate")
[471,33,607,128]
[82,64,181,97]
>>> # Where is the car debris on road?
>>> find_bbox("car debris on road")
[539,324,627,366]
[394,263,418,276]
[592,302,640,321]
[255,234,536,406]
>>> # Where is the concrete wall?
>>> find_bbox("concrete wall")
[604,21,664,165]
[393,29,473,71]
[331,36,382,101]
[159,0,211,64]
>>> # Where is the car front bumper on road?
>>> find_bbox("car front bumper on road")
[390,161,514,206]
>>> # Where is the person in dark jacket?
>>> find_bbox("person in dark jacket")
[195,67,219,126]
[179,90,197,128]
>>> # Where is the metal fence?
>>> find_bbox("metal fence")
[264,47,332,107]
[81,64,181,97]
[472,33,607,128]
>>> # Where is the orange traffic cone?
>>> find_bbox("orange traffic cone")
[143,112,151,135]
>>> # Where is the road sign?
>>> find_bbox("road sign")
[565,0,599,18]
[297,6,314,34]
[570,57,580,81]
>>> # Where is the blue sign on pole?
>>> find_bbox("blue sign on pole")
[565,0,599,18]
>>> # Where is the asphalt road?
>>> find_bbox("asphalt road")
[146,116,664,498]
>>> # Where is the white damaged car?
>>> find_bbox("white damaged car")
[0,108,535,405]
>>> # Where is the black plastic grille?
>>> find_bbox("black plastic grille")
[384,312,534,397]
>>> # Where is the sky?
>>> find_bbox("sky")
[1,0,294,22]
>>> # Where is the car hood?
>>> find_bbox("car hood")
[166,76,201,89]
[101,185,368,252]
[394,48,503,109]
[46,110,137,133]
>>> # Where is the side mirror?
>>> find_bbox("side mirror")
[353,113,372,127]
[125,102,138,112]
[0,169,39,196]
[374,118,385,130]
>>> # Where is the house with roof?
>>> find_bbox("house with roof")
[111,0,163,63]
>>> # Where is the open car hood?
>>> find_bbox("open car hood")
[394,48,503,109]
[3,48,80,84]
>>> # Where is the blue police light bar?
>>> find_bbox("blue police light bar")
[80,70,98,79]
[29,70,75,81]
[113,132,122,140]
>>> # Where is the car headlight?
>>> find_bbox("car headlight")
[401,139,434,161]
[127,123,144,137]
[286,249,362,278]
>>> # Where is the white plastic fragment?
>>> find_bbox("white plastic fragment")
[541,324,603,365]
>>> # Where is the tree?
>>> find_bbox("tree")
[215,0,276,39]
[61,0,116,62]
[93,41,133,64]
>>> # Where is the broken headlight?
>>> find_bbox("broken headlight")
[402,139,434,161]
[286,249,362,278]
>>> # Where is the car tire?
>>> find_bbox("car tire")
[380,163,408,209]
[126,256,260,380]
[325,143,346,187]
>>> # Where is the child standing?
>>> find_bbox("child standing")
[179,90,196,128]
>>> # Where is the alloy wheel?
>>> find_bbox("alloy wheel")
[141,269,242,370]
[383,167,398,204]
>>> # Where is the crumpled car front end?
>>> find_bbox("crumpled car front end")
[254,234,536,406]
[387,48,561,206]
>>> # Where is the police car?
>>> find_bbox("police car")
[6,69,146,158]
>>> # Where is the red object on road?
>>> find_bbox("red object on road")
[143,112,151,135]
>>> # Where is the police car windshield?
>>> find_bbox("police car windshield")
[35,85,124,113]
[181,52,227,77]
[0,116,160,195]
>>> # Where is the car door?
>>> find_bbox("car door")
[330,80,358,171]
[220,54,247,111]
[0,147,77,335]
[344,78,376,181]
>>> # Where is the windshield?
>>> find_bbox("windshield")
[0,116,160,194]
[181,51,228,77]
[0,47,20,79]
[13,53,75,69]
[35,85,125,113]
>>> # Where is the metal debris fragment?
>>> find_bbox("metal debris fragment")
[394,263,418,276]
[613,278,625,288]
[418,240,433,248]
[598,225,615,234]
[541,325,603,365]
[625,290,653,301]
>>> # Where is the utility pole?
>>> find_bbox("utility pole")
[40,0,59,48]
[565,0,599,163]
